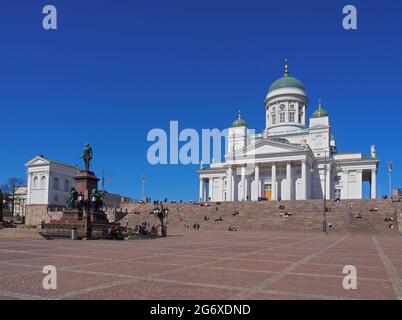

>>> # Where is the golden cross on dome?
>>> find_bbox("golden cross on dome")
[284,59,289,75]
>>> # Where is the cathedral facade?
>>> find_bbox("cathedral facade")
[198,62,379,202]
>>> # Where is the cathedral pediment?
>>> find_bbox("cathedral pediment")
[233,139,308,158]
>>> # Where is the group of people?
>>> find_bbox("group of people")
[106,226,123,240]
[2,219,16,228]
[133,222,158,236]
[280,212,293,218]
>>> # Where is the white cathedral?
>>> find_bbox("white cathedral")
[198,61,379,202]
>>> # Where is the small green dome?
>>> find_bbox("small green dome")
[231,111,248,128]
[268,60,305,93]
[311,100,329,118]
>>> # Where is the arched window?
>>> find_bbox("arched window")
[40,176,47,189]
[64,180,69,192]
[33,176,39,189]
[54,177,59,190]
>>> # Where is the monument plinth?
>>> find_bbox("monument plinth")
[74,171,99,195]
[56,170,108,225]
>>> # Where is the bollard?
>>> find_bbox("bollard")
[71,227,78,240]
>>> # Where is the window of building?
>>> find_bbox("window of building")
[298,110,303,123]
[289,112,295,122]
[279,113,285,123]
[54,195,58,203]
[272,114,276,125]
[54,177,59,190]
[40,176,46,189]
[64,180,69,192]
[334,189,341,199]
[33,176,39,189]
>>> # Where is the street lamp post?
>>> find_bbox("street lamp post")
[141,175,146,201]
[0,189,3,226]
[323,150,327,234]
[153,204,169,237]
[387,161,393,198]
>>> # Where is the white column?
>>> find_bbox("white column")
[241,166,246,201]
[371,169,377,199]
[272,163,277,200]
[254,164,260,200]
[226,166,233,201]
[286,162,292,200]
[343,170,349,200]
[326,164,331,199]
[301,160,307,200]
[220,177,225,201]
[208,179,213,202]
[203,180,208,202]
[199,178,203,201]
[27,172,32,205]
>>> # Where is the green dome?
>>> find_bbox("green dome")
[268,74,305,93]
[268,60,305,93]
[311,101,329,118]
[231,111,248,128]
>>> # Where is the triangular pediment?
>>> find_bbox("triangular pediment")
[253,144,292,155]
[25,156,50,167]
[234,139,308,157]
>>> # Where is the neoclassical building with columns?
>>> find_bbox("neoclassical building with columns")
[198,62,379,202]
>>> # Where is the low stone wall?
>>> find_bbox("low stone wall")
[25,205,63,226]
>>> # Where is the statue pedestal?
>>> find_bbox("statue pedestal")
[56,211,109,224]
[58,210,82,224]
[74,171,99,194]
[91,212,109,224]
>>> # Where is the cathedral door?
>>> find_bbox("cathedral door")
[264,183,272,200]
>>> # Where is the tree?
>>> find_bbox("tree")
[1,177,25,215]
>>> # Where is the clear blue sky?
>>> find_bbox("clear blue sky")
[0,0,401,200]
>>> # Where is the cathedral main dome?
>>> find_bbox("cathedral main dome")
[268,74,305,92]
[268,60,305,93]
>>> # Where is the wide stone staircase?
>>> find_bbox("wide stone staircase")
[117,199,400,234]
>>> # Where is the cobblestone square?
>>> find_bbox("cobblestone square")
[0,230,401,300]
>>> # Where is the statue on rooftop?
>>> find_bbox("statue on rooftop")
[81,144,93,172]
[370,145,376,158]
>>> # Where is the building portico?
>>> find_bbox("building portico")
[200,154,314,202]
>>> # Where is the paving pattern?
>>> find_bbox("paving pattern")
[0,230,401,300]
